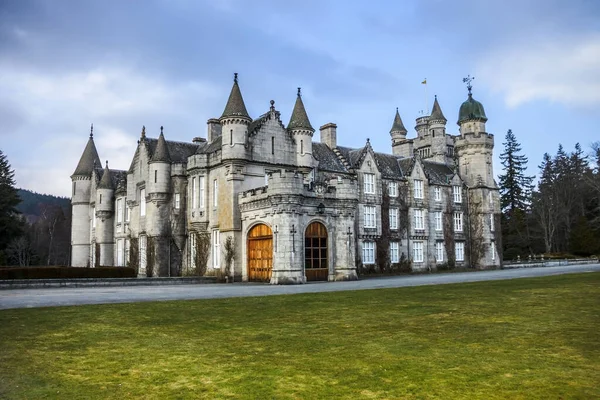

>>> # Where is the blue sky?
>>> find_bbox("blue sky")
[1,0,599,196]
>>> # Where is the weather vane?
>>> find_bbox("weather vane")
[463,75,474,95]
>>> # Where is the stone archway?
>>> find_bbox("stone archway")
[304,221,328,281]
[247,224,273,282]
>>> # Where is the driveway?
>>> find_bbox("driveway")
[1,264,599,310]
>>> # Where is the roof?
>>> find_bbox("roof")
[196,135,222,154]
[98,163,113,189]
[429,96,447,123]
[422,161,455,185]
[287,88,314,131]
[146,138,198,163]
[374,152,404,179]
[312,142,348,173]
[458,93,487,124]
[150,132,171,162]
[221,73,250,120]
[390,108,407,134]
[73,135,101,176]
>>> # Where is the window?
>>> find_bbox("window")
[125,239,130,266]
[199,176,205,208]
[125,203,130,222]
[453,185,462,203]
[388,182,397,197]
[139,235,147,272]
[413,241,424,262]
[117,239,124,267]
[414,209,425,230]
[364,173,375,194]
[454,212,463,232]
[390,242,400,263]
[99,194,102,204]
[435,211,443,231]
[174,193,180,209]
[213,179,218,207]
[455,242,465,261]
[490,213,495,232]
[271,137,275,155]
[140,189,146,217]
[154,169,157,183]
[414,179,423,199]
[491,242,496,261]
[264,172,269,186]
[91,206,96,228]
[212,230,220,269]
[230,130,233,145]
[72,181,76,196]
[389,208,398,230]
[192,177,197,209]
[435,242,444,263]
[489,192,494,208]
[434,186,442,202]
[300,140,304,155]
[362,242,375,264]
[364,206,376,228]
[189,233,196,270]
[117,199,123,223]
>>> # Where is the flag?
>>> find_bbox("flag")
[421,79,427,84]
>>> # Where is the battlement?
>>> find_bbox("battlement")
[454,131,494,148]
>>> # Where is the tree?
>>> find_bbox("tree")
[0,150,24,264]
[497,130,534,259]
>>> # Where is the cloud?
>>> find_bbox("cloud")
[477,34,600,109]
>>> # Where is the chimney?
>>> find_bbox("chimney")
[207,118,222,142]
[192,137,207,144]
[320,123,337,149]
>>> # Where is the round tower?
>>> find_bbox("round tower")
[96,161,115,266]
[428,96,449,163]
[390,108,407,156]
[221,73,251,161]
[71,125,101,267]
[148,127,172,201]
[288,87,314,168]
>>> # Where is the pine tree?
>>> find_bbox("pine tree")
[498,130,534,258]
[0,149,24,264]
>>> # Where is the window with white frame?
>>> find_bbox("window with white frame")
[212,230,220,269]
[364,173,375,194]
[213,179,218,207]
[364,206,376,228]
[174,193,180,210]
[455,242,465,261]
[389,208,398,230]
[125,239,130,266]
[362,241,375,264]
[491,242,496,261]
[117,198,123,223]
[117,239,124,267]
[489,191,494,208]
[453,185,462,203]
[414,209,425,230]
[388,182,397,197]
[390,242,400,263]
[140,189,146,217]
[413,179,424,199]
[189,233,196,270]
[413,241,424,262]
[490,213,495,232]
[454,212,463,232]
[435,242,444,263]
[199,176,205,208]
[192,177,197,209]
[125,204,130,222]
[91,206,96,228]
[435,211,443,231]
[434,186,442,202]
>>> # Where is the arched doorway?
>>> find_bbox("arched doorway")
[247,224,273,282]
[304,221,328,281]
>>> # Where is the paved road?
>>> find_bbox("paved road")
[1,264,599,310]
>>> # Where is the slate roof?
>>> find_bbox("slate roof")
[73,135,101,176]
[429,96,447,122]
[98,163,113,189]
[390,108,407,133]
[196,135,222,154]
[422,161,454,185]
[312,142,348,173]
[221,74,250,120]
[287,89,314,131]
[150,132,171,162]
[397,158,415,176]
[146,138,198,163]
[374,152,404,179]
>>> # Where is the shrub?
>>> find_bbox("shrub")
[0,266,137,280]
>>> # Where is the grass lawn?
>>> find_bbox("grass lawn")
[1,273,599,399]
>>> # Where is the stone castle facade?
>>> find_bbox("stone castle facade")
[70,74,501,283]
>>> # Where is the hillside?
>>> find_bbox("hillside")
[16,189,70,222]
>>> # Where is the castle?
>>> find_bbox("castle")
[70,74,501,283]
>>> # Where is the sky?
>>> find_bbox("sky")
[1,0,599,197]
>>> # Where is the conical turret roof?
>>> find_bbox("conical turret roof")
[429,96,447,123]
[150,128,171,162]
[98,161,113,189]
[287,88,314,131]
[220,73,250,120]
[390,108,407,134]
[72,125,101,176]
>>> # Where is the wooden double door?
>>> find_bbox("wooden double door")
[247,224,273,282]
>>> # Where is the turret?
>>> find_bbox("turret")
[71,124,101,266]
[221,73,251,160]
[390,108,407,156]
[428,96,449,163]
[148,127,172,203]
[288,87,314,168]
[96,160,115,266]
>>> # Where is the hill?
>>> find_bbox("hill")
[16,189,70,222]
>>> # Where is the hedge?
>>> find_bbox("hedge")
[0,266,137,280]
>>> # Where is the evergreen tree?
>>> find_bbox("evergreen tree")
[0,150,24,264]
[498,130,534,259]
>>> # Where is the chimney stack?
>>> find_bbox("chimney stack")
[206,118,222,142]
[320,123,337,149]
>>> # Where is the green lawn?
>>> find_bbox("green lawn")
[1,273,599,399]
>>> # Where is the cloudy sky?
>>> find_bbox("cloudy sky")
[1,0,599,197]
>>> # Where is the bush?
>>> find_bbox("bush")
[0,266,137,280]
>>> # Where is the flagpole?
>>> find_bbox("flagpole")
[425,80,428,115]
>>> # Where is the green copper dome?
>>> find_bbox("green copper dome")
[458,94,487,124]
